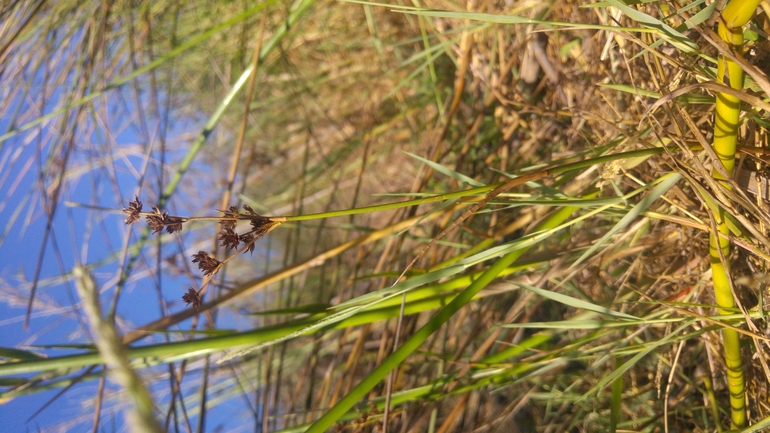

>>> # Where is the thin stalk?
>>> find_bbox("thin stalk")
[111,0,317,319]
[278,145,677,222]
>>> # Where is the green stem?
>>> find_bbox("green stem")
[709,0,760,427]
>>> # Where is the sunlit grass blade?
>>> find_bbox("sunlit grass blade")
[571,172,681,268]
[580,321,694,401]
[511,282,639,320]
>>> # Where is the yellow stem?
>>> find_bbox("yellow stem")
[709,0,760,428]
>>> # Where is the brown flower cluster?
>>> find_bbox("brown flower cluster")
[218,228,240,250]
[146,207,185,234]
[182,287,202,309]
[122,196,143,224]
[240,232,256,255]
[250,217,278,241]
[122,197,185,234]
[192,251,220,276]
[219,205,239,230]
[215,204,276,255]
[122,197,282,310]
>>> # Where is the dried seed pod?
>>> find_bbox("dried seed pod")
[219,205,240,230]
[146,206,184,234]
[239,232,256,255]
[218,228,240,250]
[122,196,143,225]
[182,287,202,309]
[191,251,220,276]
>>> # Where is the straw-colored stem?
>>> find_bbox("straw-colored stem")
[74,267,162,433]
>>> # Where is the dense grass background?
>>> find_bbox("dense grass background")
[1,0,770,431]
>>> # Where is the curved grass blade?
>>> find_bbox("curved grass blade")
[0,283,485,377]
[601,0,699,53]
[571,172,681,269]
[510,282,639,320]
[398,9,663,33]
[579,320,693,401]
[403,151,484,187]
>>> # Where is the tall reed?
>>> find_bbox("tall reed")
[709,0,761,428]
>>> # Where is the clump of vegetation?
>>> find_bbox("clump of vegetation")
[1,0,770,432]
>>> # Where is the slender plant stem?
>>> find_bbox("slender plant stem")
[709,0,760,427]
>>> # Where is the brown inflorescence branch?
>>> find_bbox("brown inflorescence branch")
[123,196,186,234]
[122,197,282,309]
[146,207,185,234]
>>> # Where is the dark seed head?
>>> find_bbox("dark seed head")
[191,251,220,276]
[219,205,239,230]
[146,206,184,234]
[122,196,143,225]
[218,228,240,250]
[250,218,280,241]
[242,204,258,216]
[182,287,202,309]
[239,232,256,255]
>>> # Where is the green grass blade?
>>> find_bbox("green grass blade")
[601,0,699,53]
[0,347,44,361]
[580,320,693,400]
[304,237,531,433]
[304,199,587,431]
[511,282,640,320]
[611,355,623,432]
[571,172,681,268]
[403,151,484,187]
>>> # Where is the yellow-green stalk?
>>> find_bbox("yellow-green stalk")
[710,0,760,428]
